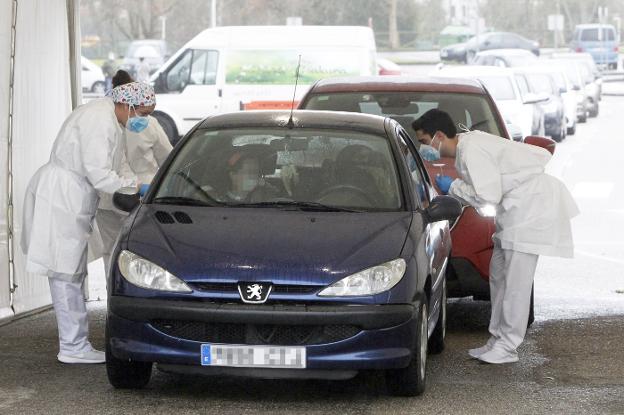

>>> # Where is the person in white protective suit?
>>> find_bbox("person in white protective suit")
[21,82,156,364]
[96,71,172,275]
[419,110,579,364]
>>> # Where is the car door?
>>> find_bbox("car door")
[156,49,221,134]
[396,130,448,299]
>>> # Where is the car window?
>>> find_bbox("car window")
[479,76,517,101]
[155,128,403,211]
[189,50,219,85]
[166,50,193,92]
[303,91,505,139]
[526,73,555,94]
[397,131,429,207]
[580,28,614,41]
[515,74,530,97]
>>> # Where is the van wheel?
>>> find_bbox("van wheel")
[386,301,428,396]
[428,277,446,354]
[153,112,179,145]
[105,324,152,389]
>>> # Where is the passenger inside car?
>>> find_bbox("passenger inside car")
[221,145,281,202]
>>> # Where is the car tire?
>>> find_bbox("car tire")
[386,301,428,397]
[153,111,179,145]
[91,81,106,94]
[527,284,535,327]
[567,122,576,135]
[106,324,152,389]
[589,103,599,117]
[428,277,446,354]
[578,109,587,123]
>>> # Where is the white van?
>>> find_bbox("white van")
[150,26,378,142]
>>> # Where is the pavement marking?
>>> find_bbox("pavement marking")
[572,181,614,199]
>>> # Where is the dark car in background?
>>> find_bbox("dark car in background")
[440,31,540,63]
[106,110,461,396]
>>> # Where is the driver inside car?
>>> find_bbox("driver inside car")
[223,147,279,203]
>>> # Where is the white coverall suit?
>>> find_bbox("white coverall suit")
[448,131,579,363]
[21,98,137,359]
[95,115,172,275]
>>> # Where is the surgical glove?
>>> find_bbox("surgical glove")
[139,184,150,197]
[435,175,454,195]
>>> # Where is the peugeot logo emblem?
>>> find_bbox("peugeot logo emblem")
[238,282,272,304]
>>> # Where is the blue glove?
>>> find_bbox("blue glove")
[435,175,454,195]
[139,184,150,197]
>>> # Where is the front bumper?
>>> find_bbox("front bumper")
[107,296,418,373]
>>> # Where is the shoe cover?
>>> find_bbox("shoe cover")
[477,345,519,364]
[58,348,106,364]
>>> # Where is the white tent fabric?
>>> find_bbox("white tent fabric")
[1,0,77,321]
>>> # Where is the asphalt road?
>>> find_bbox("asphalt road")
[1,95,623,415]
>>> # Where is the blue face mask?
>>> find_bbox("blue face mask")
[126,106,149,133]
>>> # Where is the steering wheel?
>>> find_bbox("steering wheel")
[316,185,378,207]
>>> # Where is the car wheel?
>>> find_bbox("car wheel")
[153,111,179,145]
[106,324,152,389]
[428,277,446,354]
[589,103,599,117]
[578,108,587,123]
[567,121,576,135]
[527,284,535,327]
[91,81,106,94]
[386,301,428,397]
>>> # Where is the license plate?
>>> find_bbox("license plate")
[201,344,306,369]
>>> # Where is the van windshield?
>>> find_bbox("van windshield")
[225,49,373,84]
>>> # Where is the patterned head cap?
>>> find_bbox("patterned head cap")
[110,82,156,106]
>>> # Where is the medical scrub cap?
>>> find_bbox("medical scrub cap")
[110,82,156,106]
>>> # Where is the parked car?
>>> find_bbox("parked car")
[439,42,469,62]
[298,75,554,318]
[574,60,600,117]
[378,58,402,75]
[106,110,461,396]
[435,65,545,139]
[551,52,603,100]
[81,56,105,94]
[515,68,566,141]
[547,59,589,123]
[570,24,619,69]
[471,49,538,67]
[121,39,169,79]
[441,32,539,63]
[530,64,578,135]
[151,26,378,144]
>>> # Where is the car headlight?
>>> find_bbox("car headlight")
[318,259,406,297]
[476,204,497,217]
[117,250,192,292]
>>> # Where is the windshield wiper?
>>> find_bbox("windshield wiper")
[152,196,216,207]
[229,200,362,212]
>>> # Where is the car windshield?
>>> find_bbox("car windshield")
[526,73,555,94]
[478,76,517,101]
[303,91,505,139]
[153,128,403,211]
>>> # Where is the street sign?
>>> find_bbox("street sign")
[548,14,564,31]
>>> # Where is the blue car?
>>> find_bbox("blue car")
[105,110,461,396]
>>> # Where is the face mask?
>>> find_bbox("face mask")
[418,144,440,162]
[126,105,149,133]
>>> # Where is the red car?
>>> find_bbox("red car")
[299,76,554,321]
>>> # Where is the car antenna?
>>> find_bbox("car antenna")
[286,55,302,129]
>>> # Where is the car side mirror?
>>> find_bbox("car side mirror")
[572,85,581,91]
[113,187,141,212]
[523,135,556,155]
[425,196,463,223]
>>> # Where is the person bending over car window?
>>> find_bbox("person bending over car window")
[428,110,579,364]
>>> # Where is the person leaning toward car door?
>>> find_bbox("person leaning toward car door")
[96,70,172,276]
[413,109,579,364]
[20,81,156,364]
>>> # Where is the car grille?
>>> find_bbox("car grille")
[151,319,361,345]
[189,283,320,295]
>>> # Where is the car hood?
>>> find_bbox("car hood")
[125,205,412,286]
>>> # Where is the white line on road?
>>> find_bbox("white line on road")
[574,249,624,265]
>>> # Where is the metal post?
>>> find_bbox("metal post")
[7,0,18,310]
[211,0,217,28]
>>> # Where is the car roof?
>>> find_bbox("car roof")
[307,75,487,95]
[198,110,389,136]
[476,48,534,57]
